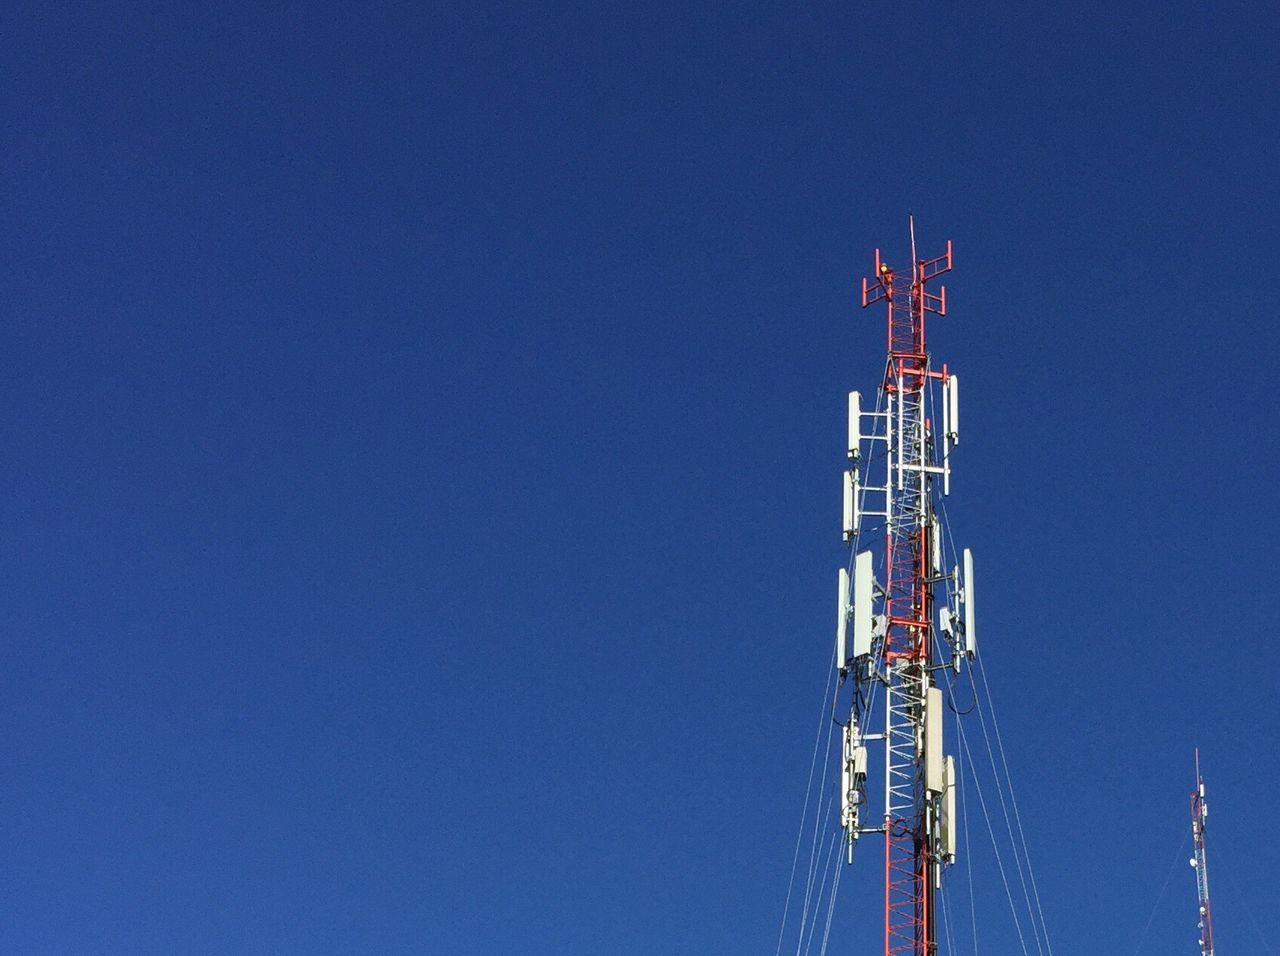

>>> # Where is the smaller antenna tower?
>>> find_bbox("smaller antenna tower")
[1190,750,1215,956]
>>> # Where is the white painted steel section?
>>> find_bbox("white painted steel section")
[896,375,904,490]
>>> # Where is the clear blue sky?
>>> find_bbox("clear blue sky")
[2,2,1276,953]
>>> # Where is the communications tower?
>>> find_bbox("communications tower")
[1190,751,1215,956]
[836,222,974,956]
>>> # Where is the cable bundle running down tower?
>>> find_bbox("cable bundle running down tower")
[836,224,974,956]
[1190,752,1215,956]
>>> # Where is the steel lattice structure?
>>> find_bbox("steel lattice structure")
[836,225,974,956]
[1190,752,1215,956]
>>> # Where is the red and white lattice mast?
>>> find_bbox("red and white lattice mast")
[1190,751,1215,956]
[836,221,974,955]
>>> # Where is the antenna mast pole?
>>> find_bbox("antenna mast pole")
[1191,751,1215,956]
[838,222,972,956]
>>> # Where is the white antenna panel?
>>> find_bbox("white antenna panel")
[925,686,943,794]
[852,469,860,533]
[852,550,873,658]
[941,378,953,497]
[938,606,953,637]
[841,724,852,828]
[836,567,850,670]
[963,548,976,658]
[941,377,951,447]
[930,514,942,575]
[842,470,856,541]
[941,755,957,861]
[847,391,861,459]
[948,374,960,444]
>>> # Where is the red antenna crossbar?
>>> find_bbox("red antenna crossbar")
[915,240,952,316]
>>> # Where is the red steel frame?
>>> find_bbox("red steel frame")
[862,240,952,956]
